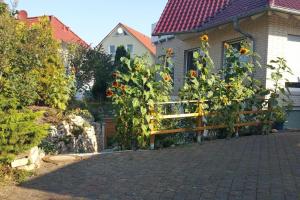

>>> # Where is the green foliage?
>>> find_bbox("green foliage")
[179,36,280,138]
[39,140,58,155]
[0,4,74,110]
[267,58,293,125]
[109,55,173,149]
[68,44,113,101]
[0,96,49,163]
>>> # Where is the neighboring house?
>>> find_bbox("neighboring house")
[17,10,88,48]
[98,23,156,65]
[153,0,300,128]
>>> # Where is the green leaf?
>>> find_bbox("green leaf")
[140,107,147,115]
[132,98,139,108]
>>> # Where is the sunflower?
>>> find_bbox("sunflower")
[166,48,174,57]
[224,43,230,49]
[106,88,113,97]
[240,47,249,55]
[200,34,209,42]
[112,81,119,88]
[121,84,126,91]
[112,72,119,78]
[163,74,172,82]
[190,70,197,78]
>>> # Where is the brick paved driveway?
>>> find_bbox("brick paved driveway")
[1,132,300,200]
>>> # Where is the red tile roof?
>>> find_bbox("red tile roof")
[121,23,156,55]
[153,0,300,36]
[18,11,88,47]
[272,0,300,11]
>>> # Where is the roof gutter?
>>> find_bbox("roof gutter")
[233,17,256,51]
[233,17,257,84]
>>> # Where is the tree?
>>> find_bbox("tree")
[114,45,130,73]
[69,44,114,101]
[91,46,114,100]
[0,3,74,110]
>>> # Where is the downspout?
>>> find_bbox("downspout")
[233,17,257,84]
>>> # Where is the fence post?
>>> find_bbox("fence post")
[235,112,240,138]
[197,103,203,144]
[150,134,155,150]
[267,99,273,134]
[149,106,155,150]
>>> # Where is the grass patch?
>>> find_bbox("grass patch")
[0,165,34,186]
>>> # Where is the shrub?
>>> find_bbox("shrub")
[0,96,49,163]
[0,164,34,185]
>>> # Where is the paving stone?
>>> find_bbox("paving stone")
[0,132,299,200]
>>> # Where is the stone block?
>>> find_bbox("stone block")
[28,146,39,164]
[17,163,36,171]
[11,158,29,168]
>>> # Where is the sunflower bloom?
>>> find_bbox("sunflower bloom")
[190,70,197,78]
[166,48,174,57]
[106,88,113,97]
[112,81,119,88]
[200,34,209,42]
[240,47,249,55]
[112,72,119,78]
[224,43,230,49]
[121,84,126,91]
[163,74,172,82]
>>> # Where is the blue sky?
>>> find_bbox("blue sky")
[7,0,168,46]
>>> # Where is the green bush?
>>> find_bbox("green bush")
[0,96,49,163]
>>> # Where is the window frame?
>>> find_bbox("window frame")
[184,47,201,74]
[127,44,133,55]
[109,45,116,56]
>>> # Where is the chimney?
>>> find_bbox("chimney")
[17,10,28,20]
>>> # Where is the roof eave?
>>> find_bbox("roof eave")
[270,5,300,16]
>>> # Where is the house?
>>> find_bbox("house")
[153,0,300,128]
[17,10,88,48]
[98,23,156,65]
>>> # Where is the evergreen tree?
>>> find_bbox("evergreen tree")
[114,45,130,73]
[0,95,49,163]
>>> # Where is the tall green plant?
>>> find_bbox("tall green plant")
[266,58,293,127]
[180,36,261,137]
[108,54,172,149]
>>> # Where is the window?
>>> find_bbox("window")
[109,45,116,56]
[127,44,133,55]
[184,48,200,73]
[286,82,300,88]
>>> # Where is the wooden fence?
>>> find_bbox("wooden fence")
[149,100,271,149]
